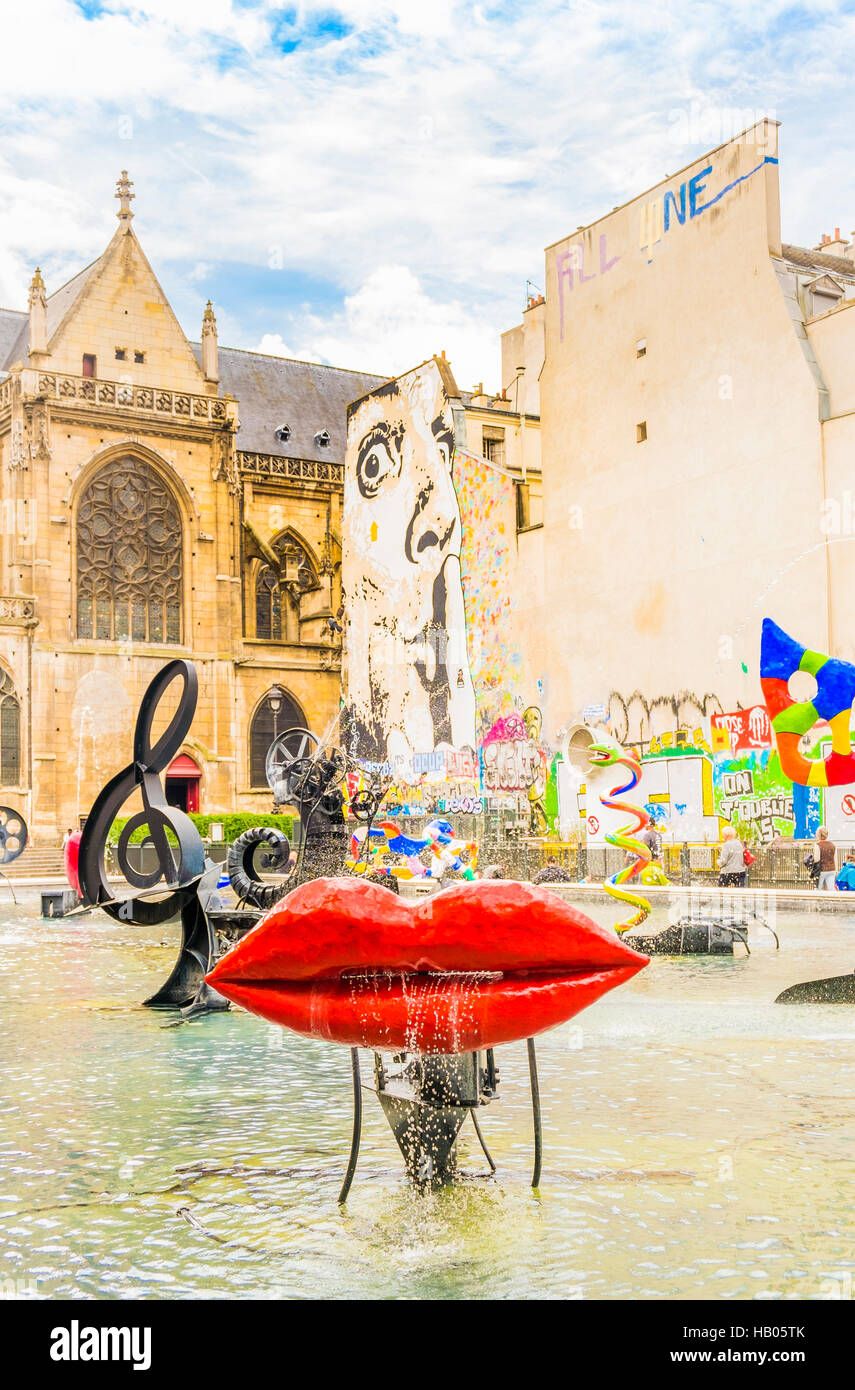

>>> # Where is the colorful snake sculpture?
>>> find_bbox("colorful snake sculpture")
[588,744,653,933]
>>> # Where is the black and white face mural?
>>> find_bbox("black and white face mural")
[343,360,477,762]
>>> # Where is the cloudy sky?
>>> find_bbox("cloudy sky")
[1,0,854,389]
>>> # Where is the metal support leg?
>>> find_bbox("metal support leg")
[470,1107,497,1173]
[338,1048,363,1205]
[527,1037,542,1188]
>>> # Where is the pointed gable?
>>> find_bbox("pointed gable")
[45,220,206,393]
[806,273,845,297]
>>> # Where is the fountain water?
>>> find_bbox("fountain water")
[73,659,648,1197]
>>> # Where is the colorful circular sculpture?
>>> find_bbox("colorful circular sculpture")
[760,618,855,787]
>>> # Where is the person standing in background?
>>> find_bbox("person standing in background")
[718,826,746,887]
[814,827,837,892]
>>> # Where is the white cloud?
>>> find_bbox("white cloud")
[0,1,853,380]
[296,265,501,389]
[251,331,321,362]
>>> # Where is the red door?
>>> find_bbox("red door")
[166,754,201,813]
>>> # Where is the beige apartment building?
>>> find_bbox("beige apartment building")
[505,120,855,746]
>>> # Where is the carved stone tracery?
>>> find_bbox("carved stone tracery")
[255,533,319,641]
[77,457,183,644]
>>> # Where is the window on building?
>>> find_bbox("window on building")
[636,421,648,442]
[811,289,842,317]
[636,338,647,357]
[134,350,145,364]
[76,457,183,643]
[249,688,307,788]
[514,480,544,532]
[516,481,531,531]
[255,568,282,642]
[82,354,96,378]
[254,533,319,642]
[0,672,20,786]
[115,348,126,361]
[482,428,506,467]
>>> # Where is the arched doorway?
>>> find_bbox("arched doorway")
[165,753,201,813]
[249,687,307,788]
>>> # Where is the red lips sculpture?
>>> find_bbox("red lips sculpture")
[206,878,649,1054]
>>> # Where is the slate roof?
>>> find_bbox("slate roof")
[0,256,107,371]
[0,307,26,371]
[192,343,388,464]
[781,243,855,279]
[0,295,388,468]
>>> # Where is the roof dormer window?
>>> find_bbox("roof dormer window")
[807,274,844,318]
[314,430,331,448]
[275,424,291,442]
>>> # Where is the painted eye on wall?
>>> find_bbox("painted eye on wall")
[356,427,400,499]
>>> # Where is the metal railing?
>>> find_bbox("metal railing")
[124,824,855,891]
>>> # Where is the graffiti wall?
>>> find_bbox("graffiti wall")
[342,356,546,831]
[343,358,476,761]
[708,703,794,842]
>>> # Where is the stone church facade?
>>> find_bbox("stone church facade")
[0,174,383,843]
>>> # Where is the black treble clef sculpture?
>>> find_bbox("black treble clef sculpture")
[78,660,221,1011]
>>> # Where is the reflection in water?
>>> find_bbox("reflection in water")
[1,890,854,1299]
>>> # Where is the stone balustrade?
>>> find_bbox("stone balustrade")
[0,370,229,424]
[0,595,37,626]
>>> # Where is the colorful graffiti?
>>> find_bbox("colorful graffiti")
[479,707,548,831]
[638,154,779,256]
[711,705,773,755]
[712,749,795,844]
[555,234,620,337]
[455,446,522,733]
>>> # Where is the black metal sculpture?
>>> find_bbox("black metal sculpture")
[629,911,779,956]
[76,660,218,1012]
[0,806,27,865]
[0,805,27,903]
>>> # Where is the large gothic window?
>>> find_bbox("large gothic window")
[249,688,307,787]
[77,458,183,643]
[0,671,20,786]
[254,533,318,642]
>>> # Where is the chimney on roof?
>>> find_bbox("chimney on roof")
[201,300,218,383]
[28,267,47,357]
[825,227,852,258]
